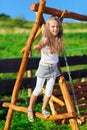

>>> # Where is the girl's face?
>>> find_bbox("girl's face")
[49,19,59,36]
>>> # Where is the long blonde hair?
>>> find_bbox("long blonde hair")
[41,16,64,54]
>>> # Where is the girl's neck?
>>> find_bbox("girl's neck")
[55,37,58,42]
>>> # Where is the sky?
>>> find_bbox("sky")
[0,0,87,22]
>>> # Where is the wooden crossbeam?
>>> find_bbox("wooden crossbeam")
[3,102,75,121]
[30,2,87,21]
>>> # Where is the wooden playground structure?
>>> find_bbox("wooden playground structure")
[2,0,87,130]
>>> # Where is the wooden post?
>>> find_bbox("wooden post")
[4,1,46,130]
[26,51,32,98]
[59,76,79,130]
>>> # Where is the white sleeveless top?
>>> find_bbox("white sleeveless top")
[40,37,59,65]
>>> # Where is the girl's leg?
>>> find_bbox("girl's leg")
[42,77,56,117]
[45,77,56,97]
[28,77,45,121]
[28,94,37,111]
[28,94,37,122]
[28,77,45,110]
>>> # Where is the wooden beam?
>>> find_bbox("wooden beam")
[49,99,57,115]
[30,2,87,21]
[3,102,75,121]
[59,76,79,130]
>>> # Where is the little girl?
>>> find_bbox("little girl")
[28,16,64,122]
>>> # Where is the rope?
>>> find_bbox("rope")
[64,51,80,116]
[59,9,81,116]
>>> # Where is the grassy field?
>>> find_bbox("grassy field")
[0,17,87,58]
[0,16,87,130]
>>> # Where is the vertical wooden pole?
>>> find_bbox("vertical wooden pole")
[4,1,46,130]
[59,76,79,130]
[26,51,32,98]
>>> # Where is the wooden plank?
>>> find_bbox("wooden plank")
[80,112,87,117]
[3,102,75,120]
[67,87,87,96]
[72,92,87,98]
[60,55,87,67]
[74,86,87,92]
[70,93,87,101]
[66,82,87,87]
[77,99,87,104]
[0,58,40,73]
[0,58,22,73]
[63,69,87,80]
[0,98,25,109]
[78,105,87,110]
[0,78,36,94]
[0,56,87,73]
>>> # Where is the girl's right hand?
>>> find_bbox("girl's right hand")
[34,45,41,51]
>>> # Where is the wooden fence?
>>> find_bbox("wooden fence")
[0,55,87,109]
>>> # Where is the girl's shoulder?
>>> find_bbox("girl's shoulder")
[40,37,47,47]
[42,36,47,42]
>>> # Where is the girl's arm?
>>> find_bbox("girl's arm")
[34,39,46,52]
[34,43,42,52]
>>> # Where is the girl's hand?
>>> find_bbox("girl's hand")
[34,45,40,50]
[34,45,41,52]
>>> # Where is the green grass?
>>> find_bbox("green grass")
[0,33,29,58]
[64,32,87,56]
[0,16,34,29]
[0,32,87,58]
[63,22,87,30]
[0,113,71,130]
[0,17,87,130]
